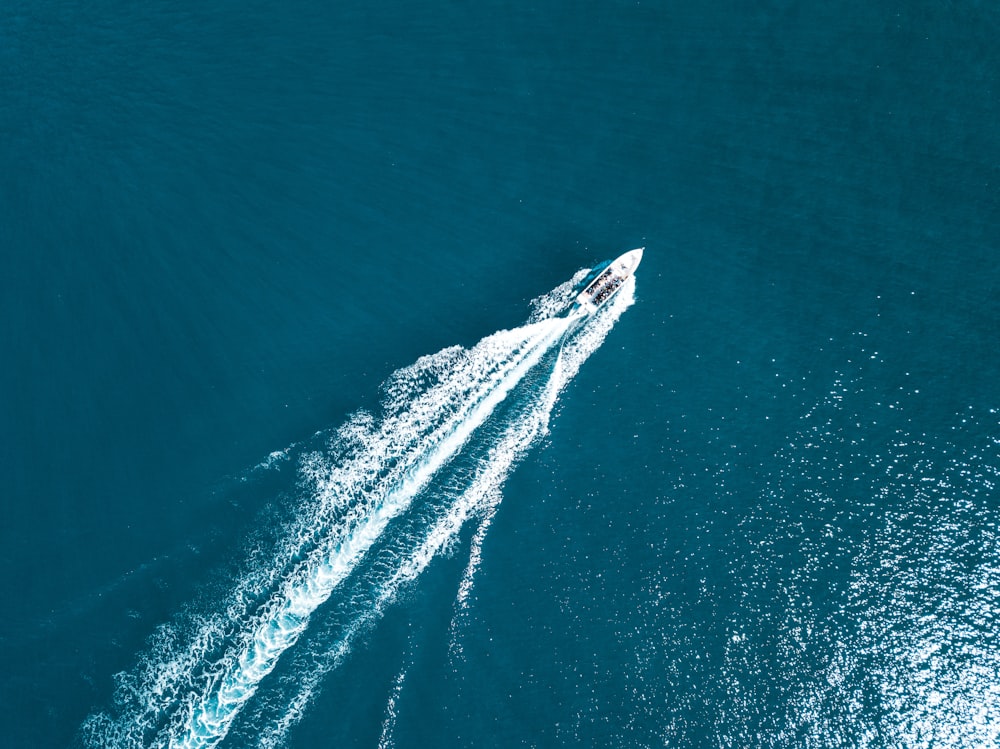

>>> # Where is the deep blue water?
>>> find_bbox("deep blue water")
[2,2,999,747]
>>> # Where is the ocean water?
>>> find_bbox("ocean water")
[2,2,999,748]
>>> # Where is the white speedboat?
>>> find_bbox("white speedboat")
[571,248,644,315]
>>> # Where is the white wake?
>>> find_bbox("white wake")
[82,271,636,749]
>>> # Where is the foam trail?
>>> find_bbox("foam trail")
[167,317,571,749]
[376,646,410,749]
[83,271,636,749]
[253,280,636,746]
[84,322,564,748]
